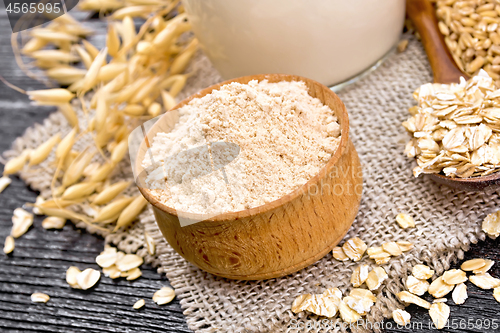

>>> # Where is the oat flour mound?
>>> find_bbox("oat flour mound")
[142,80,341,215]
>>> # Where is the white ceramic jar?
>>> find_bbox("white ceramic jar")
[183,0,406,86]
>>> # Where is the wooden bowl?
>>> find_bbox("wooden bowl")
[134,74,363,280]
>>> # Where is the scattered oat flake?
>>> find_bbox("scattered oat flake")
[366,267,388,291]
[469,273,500,290]
[367,246,391,264]
[494,287,500,303]
[382,242,402,256]
[153,286,175,305]
[11,208,33,238]
[96,251,118,268]
[292,294,312,313]
[42,216,66,229]
[367,246,384,257]
[396,213,415,229]
[351,264,369,287]
[442,269,468,285]
[103,265,121,279]
[397,39,409,53]
[452,283,468,305]
[482,211,500,238]
[461,258,487,271]
[375,256,391,265]
[350,288,376,302]
[332,246,349,261]
[0,176,11,193]
[125,267,142,281]
[296,289,342,317]
[397,291,431,309]
[342,237,367,261]
[393,309,411,326]
[406,275,430,296]
[322,287,342,300]
[144,231,156,256]
[3,235,14,254]
[133,299,145,309]
[429,276,454,298]
[339,300,361,323]
[366,246,391,259]
[433,298,447,303]
[412,264,434,280]
[473,259,494,274]
[304,294,340,318]
[116,254,143,272]
[396,241,414,252]
[66,266,81,288]
[429,302,450,330]
[343,295,373,315]
[116,251,125,262]
[76,268,101,290]
[31,292,50,303]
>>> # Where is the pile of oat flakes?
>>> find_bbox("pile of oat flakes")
[403,70,500,178]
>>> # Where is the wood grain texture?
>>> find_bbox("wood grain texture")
[0,6,499,333]
[137,74,363,280]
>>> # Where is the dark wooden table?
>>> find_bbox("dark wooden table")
[1,7,500,333]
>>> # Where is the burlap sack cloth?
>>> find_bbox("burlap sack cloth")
[4,35,494,332]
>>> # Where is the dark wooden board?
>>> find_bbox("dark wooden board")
[0,6,499,333]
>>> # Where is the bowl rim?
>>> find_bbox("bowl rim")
[135,73,351,222]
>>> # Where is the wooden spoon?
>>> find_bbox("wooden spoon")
[407,0,500,191]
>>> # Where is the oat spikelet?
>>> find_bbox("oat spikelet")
[58,103,79,128]
[94,197,134,223]
[161,89,176,111]
[106,23,121,57]
[61,182,98,200]
[114,195,148,231]
[80,47,108,93]
[56,128,77,163]
[92,181,131,205]
[29,134,61,166]
[3,150,31,175]
[27,89,74,105]
[62,150,94,187]
[170,38,198,75]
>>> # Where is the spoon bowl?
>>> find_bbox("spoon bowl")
[428,172,500,191]
[407,0,500,191]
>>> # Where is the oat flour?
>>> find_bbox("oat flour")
[142,80,341,215]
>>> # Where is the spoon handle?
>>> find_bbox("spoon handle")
[406,0,468,83]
